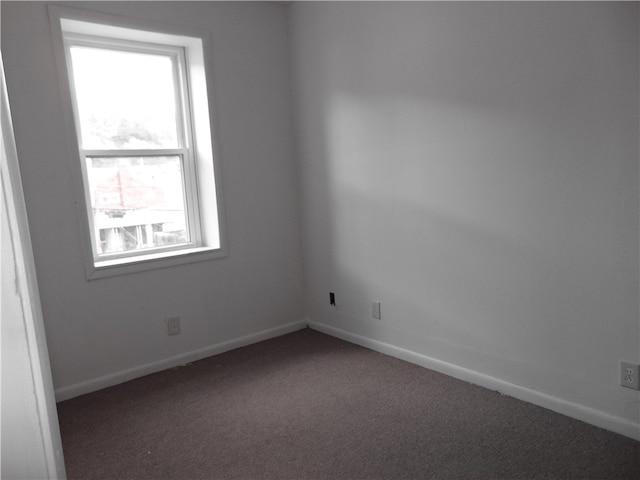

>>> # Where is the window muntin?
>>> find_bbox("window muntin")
[63,34,203,261]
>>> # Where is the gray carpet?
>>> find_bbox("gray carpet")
[57,328,640,479]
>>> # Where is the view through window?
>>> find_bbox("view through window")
[66,37,199,258]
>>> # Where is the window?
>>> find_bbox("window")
[49,7,226,278]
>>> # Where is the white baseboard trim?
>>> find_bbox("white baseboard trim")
[55,320,307,402]
[308,321,640,442]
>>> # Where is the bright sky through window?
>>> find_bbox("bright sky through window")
[69,46,180,150]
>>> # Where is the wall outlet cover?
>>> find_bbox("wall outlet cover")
[372,301,381,320]
[167,317,181,336]
[620,361,639,390]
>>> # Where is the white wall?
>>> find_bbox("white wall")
[291,2,640,437]
[1,1,304,398]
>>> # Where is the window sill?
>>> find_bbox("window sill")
[88,245,227,280]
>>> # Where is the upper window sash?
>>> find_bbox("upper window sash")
[63,33,192,153]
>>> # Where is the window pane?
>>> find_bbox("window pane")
[86,156,189,255]
[70,46,180,149]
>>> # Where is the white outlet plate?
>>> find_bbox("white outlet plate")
[372,301,381,320]
[620,361,639,390]
[167,317,181,336]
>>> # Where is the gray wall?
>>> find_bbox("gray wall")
[1,1,304,394]
[291,2,640,428]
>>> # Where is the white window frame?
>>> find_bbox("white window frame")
[65,34,203,261]
[48,6,227,279]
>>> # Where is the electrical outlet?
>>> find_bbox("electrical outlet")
[167,317,181,336]
[620,361,639,390]
[372,301,381,319]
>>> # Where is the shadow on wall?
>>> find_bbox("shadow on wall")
[320,85,627,369]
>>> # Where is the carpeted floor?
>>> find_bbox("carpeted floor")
[57,328,640,479]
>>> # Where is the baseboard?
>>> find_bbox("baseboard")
[308,321,640,442]
[55,320,307,402]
